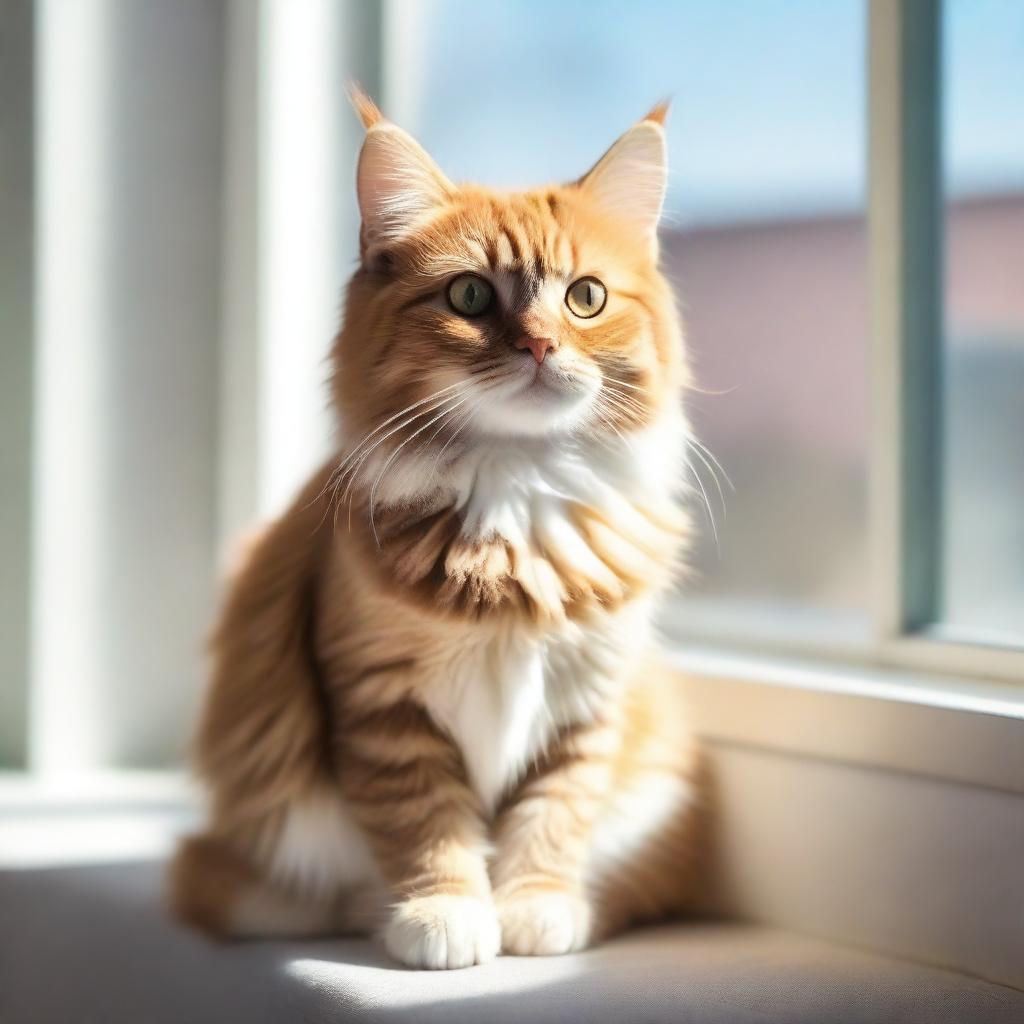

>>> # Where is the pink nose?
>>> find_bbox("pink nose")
[514,335,555,364]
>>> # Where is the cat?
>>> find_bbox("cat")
[169,87,705,970]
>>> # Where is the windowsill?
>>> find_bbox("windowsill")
[667,642,1024,795]
[668,641,1024,719]
[0,769,195,811]
[0,771,197,869]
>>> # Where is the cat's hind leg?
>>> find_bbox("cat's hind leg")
[169,788,388,940]
[168,833,381,939]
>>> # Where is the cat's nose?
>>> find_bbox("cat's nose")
[513,335,555,364]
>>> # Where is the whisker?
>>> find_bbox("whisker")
[588,405,628,445]
[336,388,471,505]
[331,388,473,535]
[469,359,507,377]
[603,394,647,420]
[335,380,472,476]
[684,380,740,397]
[600,374,646,393]
[411,379,499,459]
[687,441,727,520]
[318,400,460,536]
[366,395,477,545]
[416,405,465,455]
[601,381,647,407]
[589,394,636,445]
[689,436,734,492]
[687,458,719,553]
[598,390,648,425]
[428,394,490,476]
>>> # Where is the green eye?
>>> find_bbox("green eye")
[565,276,607,319]
[447,274,494,317]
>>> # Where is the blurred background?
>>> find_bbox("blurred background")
[0,0,1021,777]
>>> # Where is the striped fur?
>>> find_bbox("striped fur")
[169,90,706,969]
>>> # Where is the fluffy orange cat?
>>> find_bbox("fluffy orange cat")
[169,89,705,969]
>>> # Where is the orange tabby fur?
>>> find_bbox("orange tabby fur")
[169,89,705,969]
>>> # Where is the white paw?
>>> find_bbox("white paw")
[384,894,500,970]
[498,891,592,956]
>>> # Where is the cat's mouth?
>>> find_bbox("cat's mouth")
[466,356,597,438]
[518,364,568,399]
[510,355,584,401]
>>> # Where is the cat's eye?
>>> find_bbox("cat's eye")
[565,277,607,319]
[447,274,494,317]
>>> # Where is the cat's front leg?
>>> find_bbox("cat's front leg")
[490,719,617,956]
[334,699,498,970]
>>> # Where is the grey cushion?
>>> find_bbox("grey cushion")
[1,861,1021,1024]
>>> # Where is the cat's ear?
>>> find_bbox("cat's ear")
[577,102,669,239]
[349,85,454,261]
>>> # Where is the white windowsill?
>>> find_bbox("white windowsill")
[0,771,198,869]
[668,643,1024,794]
[668,642,1024,720]
[0,769,195,810]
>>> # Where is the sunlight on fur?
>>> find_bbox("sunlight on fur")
[168,86,707,970]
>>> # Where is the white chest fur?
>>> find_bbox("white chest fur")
[420,602,652,816]
[400,414,681,813]
[421,635,550,816]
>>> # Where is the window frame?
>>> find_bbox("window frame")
[869,0,1024,685]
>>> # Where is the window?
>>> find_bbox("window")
[2,0,1021,781]
[940,0,1024,641]
[866,0,1023,683]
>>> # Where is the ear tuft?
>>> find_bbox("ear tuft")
[348,82,384,130]
[642,99,671,127]
[577,113,668,239]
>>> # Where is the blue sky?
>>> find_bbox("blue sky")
[945,0,1024,194]
[388,0,1024,225]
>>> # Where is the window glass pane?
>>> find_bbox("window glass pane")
[941,0,1024,641]
[389,0,869,643]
